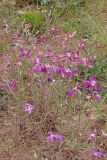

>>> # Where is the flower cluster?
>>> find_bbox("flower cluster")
[66,76,101,102]
[85,148,104,159]
[13,35,101,102]
[83,76,101,101]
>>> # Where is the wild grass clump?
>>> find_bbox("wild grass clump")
[20,10,45,32]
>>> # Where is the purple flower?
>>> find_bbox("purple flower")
[41,65,47,73]
[7,79,16,90]
[83,80,91,87]
[67,88,76,97]
[33,65,42,73]
[12,34,17,40]
[24,103,35,114]
[85,150,92,157]
[26,49,31,58]
[32,64,47,73]
[93,85,101,91]
[19,49,31,58]
[83,76,97,87]
[85,148,104,159]
[53,134,64,141]
[62,68,80,79]
[72,69,80,75]
[93,148,104,158]
[64,69,73,78]
[89,76,97,86]
[47,66,54,81]
[67,86,81,97]
[95,94,101,102]
[12,33,19,40]
[56,65,64,77]
[46,131,64,142]
[19,49,25,57]
[46,131,54,142]
[48,77,53,82]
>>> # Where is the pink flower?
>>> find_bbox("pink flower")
[7,79,16,90]
[45,49,54,57]
[46,131,64,142]
[86,57,94,68]
[77,39,87,51]
[12,32,19,40]
[24,103,35,114]
[88,130,97,139]
[49,27,60,35]
[77,57,94,68]
[57,39,66,45]
[16,60,24,66]
[37,35,48,43]
[34,57,40,64]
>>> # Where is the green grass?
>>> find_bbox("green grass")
[20,10,45,32]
